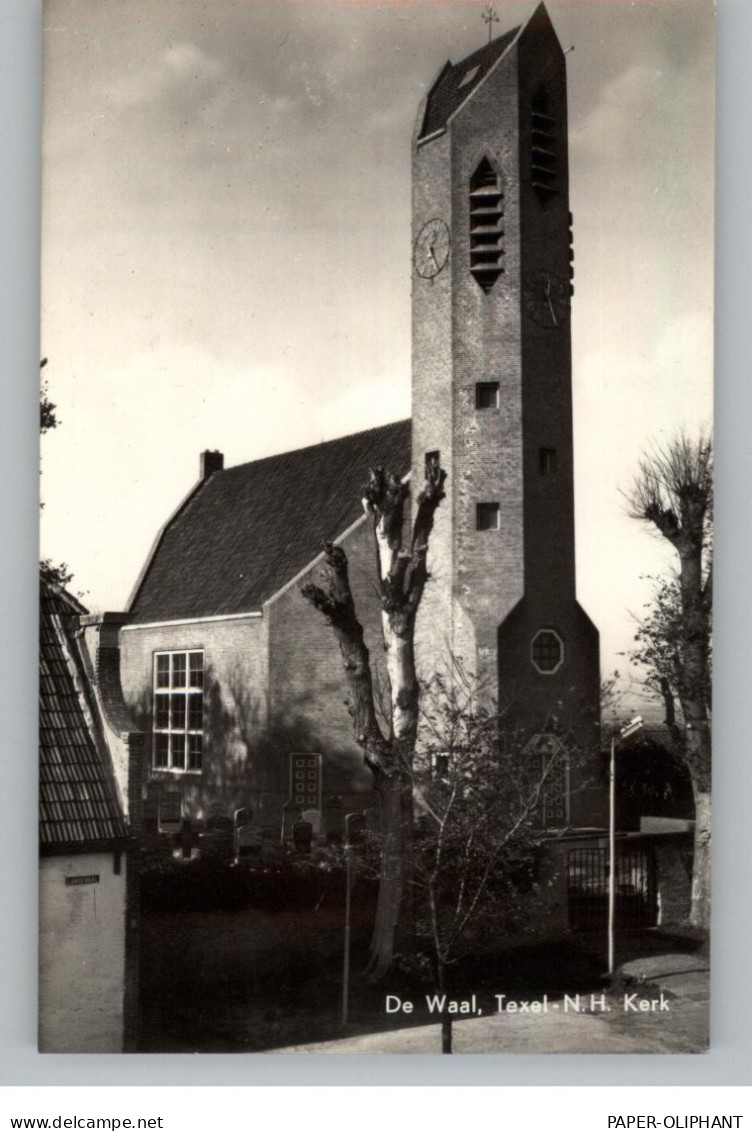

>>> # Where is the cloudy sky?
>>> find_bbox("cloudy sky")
[39,0,714,690]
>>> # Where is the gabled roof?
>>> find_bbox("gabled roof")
[418,25,521,141]
[39,581,129,849]
[129,419,412,623]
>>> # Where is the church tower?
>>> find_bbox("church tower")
[412,3,600,813]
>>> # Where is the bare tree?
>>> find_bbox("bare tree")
[301,460,446,978]
[625,432,712,929]
[411,670,576,1052]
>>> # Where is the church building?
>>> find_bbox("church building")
[113,2,603,839]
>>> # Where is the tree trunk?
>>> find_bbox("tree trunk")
[367,771,414,980]
[677,523,712,923]
[303,464,446,980]
[437,960,452,1054]
[680,684,711,929]
[690,789,711,930]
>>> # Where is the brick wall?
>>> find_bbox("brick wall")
[266,518,385,813]
[411,124,457,680]
[411,12,601,821]
[119,520,387,826]
[39,852,126,1052]
[119,616,269,821]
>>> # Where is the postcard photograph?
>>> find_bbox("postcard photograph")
[38,0,713,1054]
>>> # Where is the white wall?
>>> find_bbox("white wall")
[38,852,126,1053]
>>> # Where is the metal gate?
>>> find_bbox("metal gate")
[567,847,657,932]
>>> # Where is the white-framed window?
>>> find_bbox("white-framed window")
[153,650,204,772]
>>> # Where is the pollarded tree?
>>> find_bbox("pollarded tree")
[301,460,446,978]
[625,432,712,929]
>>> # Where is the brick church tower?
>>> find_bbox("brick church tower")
[411,3,600,810]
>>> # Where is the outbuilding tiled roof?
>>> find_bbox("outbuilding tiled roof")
[40,581,128,849]
[418,27,521,141]
[129,419,412,623]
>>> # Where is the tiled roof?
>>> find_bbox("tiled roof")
[40,582,128,848]
[418,27,521,140]
[130,419,412,623]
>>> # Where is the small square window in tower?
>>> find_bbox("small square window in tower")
[469,158,504,293]
[425,450,440,478]
[531,85,558,205]
[539,447,557,475]
[476,382,500,410]
[476,502,500,531]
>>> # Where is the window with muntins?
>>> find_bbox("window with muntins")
[290,753,321,810]
[542,750,569,827]
[531,630,564,675]
[153,650,204,772]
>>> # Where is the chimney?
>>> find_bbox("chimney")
[200,450,224,479]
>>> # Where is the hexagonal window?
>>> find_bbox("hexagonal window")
[531,629,564,675]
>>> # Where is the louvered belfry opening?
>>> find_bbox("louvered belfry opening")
[531,85,558,205]
[469,157,504,293]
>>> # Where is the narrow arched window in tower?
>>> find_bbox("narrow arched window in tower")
[469,157,504,292]
[531,85,558,205]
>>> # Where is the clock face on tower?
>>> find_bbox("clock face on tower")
[524,269,570,328]
[413,218,450,278]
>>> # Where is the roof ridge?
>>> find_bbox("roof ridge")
[40,576,89,617]
[217,417,411,477]
[129,417,412,621]
[418,23,521,141]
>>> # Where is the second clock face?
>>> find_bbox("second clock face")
[524,269,570,328]
[414,218,450,278]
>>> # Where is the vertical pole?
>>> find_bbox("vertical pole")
[342,845,352,1025]
[608,733,616,977]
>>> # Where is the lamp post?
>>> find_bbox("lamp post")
[341,812,365,1025]
[608,715,644,977]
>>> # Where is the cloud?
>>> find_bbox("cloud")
[107,42,225,108]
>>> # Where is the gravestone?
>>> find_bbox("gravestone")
[202,812,235,861]
[345,812,366,848]
[293,820,313,854]
[236,823,263,859]
[301,808,321,835]
[281,801,302,843]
